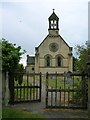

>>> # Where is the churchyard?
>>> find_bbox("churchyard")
[2,71,89,119]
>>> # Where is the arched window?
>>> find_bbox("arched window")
[45,55,52,67]
[46,56,50,67]
[51,20,57,29]
[57,56,61,67]
[56,56,62,67]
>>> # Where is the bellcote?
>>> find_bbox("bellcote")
[48,9,59,35]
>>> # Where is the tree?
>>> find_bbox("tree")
[73,56,78,72]
[2,38,26,72]
[73,42,89,106]
[74,41,89,73]
[17,64,24,72]
[14,64,25,85]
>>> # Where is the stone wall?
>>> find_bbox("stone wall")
[26,65,35,73]
[35,35,73,74]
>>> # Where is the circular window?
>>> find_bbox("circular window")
[49,43,58,52]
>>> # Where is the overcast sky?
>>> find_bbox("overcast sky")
[0,0,89,66]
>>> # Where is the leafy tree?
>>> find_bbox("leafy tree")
[14,64,25,85]
[73,56,78,72]
[74,41,89,107]
[74,41,89,73]
[2,38,26,73]
[17,64,24,72]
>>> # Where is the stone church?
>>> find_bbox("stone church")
[26,10,73,74]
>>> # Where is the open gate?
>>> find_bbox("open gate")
[9,72,42,104]
[46,72,87,109]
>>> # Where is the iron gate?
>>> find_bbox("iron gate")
[9,72,42,104]
[46,72,87,109]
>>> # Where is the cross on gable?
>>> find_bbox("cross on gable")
[53,8,55,12]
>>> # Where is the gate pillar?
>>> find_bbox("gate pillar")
[8,72,14,105]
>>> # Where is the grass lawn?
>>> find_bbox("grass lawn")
[2,107,45,119]
[14,76,40,100]
[45,75,83,89]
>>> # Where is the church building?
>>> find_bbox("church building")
[26,10,73,74]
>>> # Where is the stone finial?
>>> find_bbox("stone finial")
[53,8,55,12]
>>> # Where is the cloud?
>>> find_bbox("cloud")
[1,0,88,66]
[2,0,89,3]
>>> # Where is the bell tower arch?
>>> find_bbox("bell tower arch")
[48,9,59,35]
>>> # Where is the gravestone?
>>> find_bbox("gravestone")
[51,75,56,80]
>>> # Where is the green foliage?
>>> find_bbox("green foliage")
[73,57,78,71]
[2,38,26,72]
[72,77,88,106]
[74,41,89,72]
[17,64,24,72]
[74,41,89,106]
[72,79,82,104]
[14,64,25,84]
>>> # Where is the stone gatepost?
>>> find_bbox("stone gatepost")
[2,72,9,106]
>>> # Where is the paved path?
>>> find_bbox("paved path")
[11,83,88,118]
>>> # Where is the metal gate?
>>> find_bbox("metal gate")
[46,72,87,109]
[9,72,42,104]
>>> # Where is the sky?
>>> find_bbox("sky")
[0,0,89,67]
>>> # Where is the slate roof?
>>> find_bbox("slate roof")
[48,11,59,20]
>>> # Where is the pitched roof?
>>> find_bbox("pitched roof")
[36,34,71,49]
[48,11,59,20]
